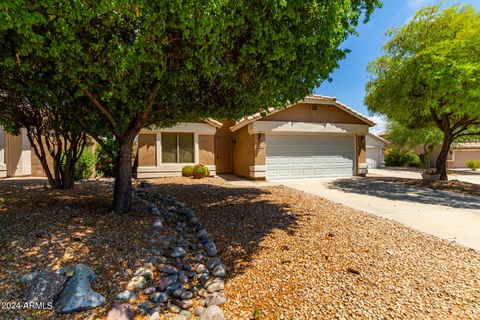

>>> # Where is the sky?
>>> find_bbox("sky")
[314,0,480,133]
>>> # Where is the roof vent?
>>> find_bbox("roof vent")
[311,105,318,111]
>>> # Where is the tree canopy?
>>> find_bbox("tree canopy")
[1,0,381,211]
[365,4,480,179]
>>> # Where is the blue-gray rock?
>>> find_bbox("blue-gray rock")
[170,286,184,299]
[57,263,97,282]
[115,290,136,301]
[148,256,159,265]
[178,272,188,284]
[205,258,222,270]
[149,292,168,304]
[172,247,186,258]
[107,303,134,320]
[150,206,161,216]
[173,298,193,309]
[199,274,210,286]
[199,305,225,320]
[20,271,38,284]
[25,271,66,304]
[205,293,226,307]
[144,286,157,295]
[211,264,226,277]
[153,219,163,228]
[158,264,177,275]
[137,301,153,314]
[203,241,218,257]
[181,290,194,300]
[197,229,209,240]
[55,274,105,313]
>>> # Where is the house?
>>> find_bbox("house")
[425,141,480,169]
[137,95,375,180]
[366,133,389,169]
[0,126,32,178]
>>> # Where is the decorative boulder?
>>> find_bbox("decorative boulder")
[24,271,66,304]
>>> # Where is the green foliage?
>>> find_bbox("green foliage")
[466,160,480,171]
[0,0,380,210]
[384,148,422,168]
[204,167,211,177]
[192,164,207,179]
[74,149,97,181]
[252,308,262,319]
[385,121,443,152]
[365,4,480,178]
[95,138,118,178]
[182,165,194,177]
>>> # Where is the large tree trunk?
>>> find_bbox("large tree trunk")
[112,135,136,213]
[435,131,453,181]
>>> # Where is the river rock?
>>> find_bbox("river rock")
[199,305,225,320]
[25,271,66,304]
[127,276,147,290]
[107,303,134,320]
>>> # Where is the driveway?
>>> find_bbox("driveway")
[277,176,480,250]
[369,167,480,185]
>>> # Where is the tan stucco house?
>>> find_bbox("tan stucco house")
[424,141,480,169]
[366,133,389,169]
[137,95,375,180]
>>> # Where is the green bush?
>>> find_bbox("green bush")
[95,140,117,178]
[204,167,210,177]
[466,159,480,170]
[182,165,194,177]
[74,149,97,180]
[192,164,207,179]
[384,148,422,167]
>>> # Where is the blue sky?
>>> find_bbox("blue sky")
[314,0,480,133]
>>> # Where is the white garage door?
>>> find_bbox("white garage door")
[367,147,382,168]
[266,135,355,179]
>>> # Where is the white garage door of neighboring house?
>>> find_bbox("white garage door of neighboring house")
[266,134,355,179]
[367,147,382,169]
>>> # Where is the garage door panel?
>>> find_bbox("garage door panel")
[266,134,354,179]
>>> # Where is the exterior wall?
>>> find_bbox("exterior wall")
[199,135,215,165]
[232,126,254,179]
[0,127,5,178]
[138,133,157,167]
[5,129,31,177]
[450,150,480,168]
[263,103,366,125]
[136,122,217,178]
[214,121,234,173]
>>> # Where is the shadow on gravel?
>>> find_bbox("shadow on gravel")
[149,181,299,280]
[328,177,480,210]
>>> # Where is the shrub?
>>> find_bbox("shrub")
[384,148,422,167]
[74,149,97,180]
[204,167,210,177]
[182,165,194,177]
[466,160,480,171]
[95,140,117,178]
[192,164,207,179]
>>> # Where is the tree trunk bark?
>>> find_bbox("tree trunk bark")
[112,135,135,213]
[436,131,453,181]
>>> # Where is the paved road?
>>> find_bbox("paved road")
[278,176,480,251]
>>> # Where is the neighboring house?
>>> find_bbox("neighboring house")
[366,133,389,169]
[0,126,32,178]
[426,142,480,169]
[137,95,375,180]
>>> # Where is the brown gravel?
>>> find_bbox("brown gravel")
[0,179,153,320]
[149,176,480,320]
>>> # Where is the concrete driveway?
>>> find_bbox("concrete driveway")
[369,168,480,184]
[277,176,480,250]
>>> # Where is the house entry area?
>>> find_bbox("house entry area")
[265,134,355,179]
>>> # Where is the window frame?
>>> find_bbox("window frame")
[161,132,195,164]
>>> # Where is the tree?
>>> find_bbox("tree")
[365,4,480,180]
[1,0,380,212]
[385,121,443,167]
[0,74,88,189]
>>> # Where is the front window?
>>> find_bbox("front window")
[161,133,194,163]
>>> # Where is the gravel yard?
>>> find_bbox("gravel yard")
[149,177,480,320]
[1,177,480,319]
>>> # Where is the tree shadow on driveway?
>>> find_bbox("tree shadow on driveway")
[328,177,480,210]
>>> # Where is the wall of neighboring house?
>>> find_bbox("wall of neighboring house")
[0,127,6,178]
[4,129,31,177]
[449,149,480,168]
